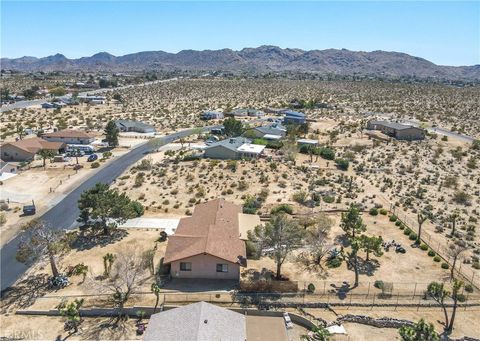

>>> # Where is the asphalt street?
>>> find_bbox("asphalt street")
[0,126,219,292]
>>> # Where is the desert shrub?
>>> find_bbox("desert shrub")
[404,228,411,236]
[323,195,335,203]
[319,147,335,160]
[453,191,471,205]
[457,294,466,302]
[409,233,417,240]
[327,257,342,268]
[420,244,429,251]
[226,160,237,172]
[395,220,402,226]
[335,158,349,171]
[379,208,388,215]
[292,191,308,204]
[473,262,480,270]
[158,231,168,242]
[369,208,378,216]
[433,256,441,262]
[271,204,294,215]
[389,215,397,222]
[374,280,384,289]
[465,284,474,293]
[307,283,316,293]
[91,161,100,168]
[238,180,248,191]
[239,280,298,293]
[131,201,144,216]
[441,262,449,269]
[428,250,436,257]
[399,224,405,230]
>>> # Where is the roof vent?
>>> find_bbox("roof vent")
[229,138,235,143]
[204,319,208,324]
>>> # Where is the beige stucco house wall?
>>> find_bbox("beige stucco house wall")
[170,254,240,280]
[1,144,35,162]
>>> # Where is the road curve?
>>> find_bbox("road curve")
[0,126,218,292]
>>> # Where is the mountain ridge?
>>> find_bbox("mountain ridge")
[2,46,479,81]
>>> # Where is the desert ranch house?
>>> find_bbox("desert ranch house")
[227,108,265,117]
[204,137,266,160]
[200,110,224,120]
[283,110,306,124]
[144,302,246,341]
[163,199,251,280]
[114,119,156,133]
[367,120,425,140]
[250,123,287,138]
[0,137,65,162]
[42,129,95,145]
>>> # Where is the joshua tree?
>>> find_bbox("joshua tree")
[37,149,55,168]
[59,298,84,333]
[151,283,161,313]
[103,253,115,277]
[448,244,467,280]
[248,213,305,279]
[446,279,464,333]
[16,219,73,278]
[417,212,427,244]
[449,212,459,237]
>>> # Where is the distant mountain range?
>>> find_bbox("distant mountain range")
[2,46,479,81]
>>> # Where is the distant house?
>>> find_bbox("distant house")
[143,302,246,341]
[42,102,66,109]
[114,120,156,133]
[228,108,264,117]
[0,137,65,162]
[78,95,106,104]
[164,199,247,280]
[367,120,425,140]
[251,123,287,138]
[204,137,265,160]
[200,111,224,120]
[297,138,319,147]
[43,129,95,145]
[283,110,306,125]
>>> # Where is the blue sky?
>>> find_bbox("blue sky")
[1,1,479,66]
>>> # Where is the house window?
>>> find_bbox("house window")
[216,264,228,273]
[180,262,192,271]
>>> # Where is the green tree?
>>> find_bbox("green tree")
[105,120,119,147]
[301,324,330,340]
[16,220,73,278]
[223,117,243,137]
[341,204,367,287]
[57,118,68,130]
[37,149,55,168]
[59,298,84,333]
[335,158,349,171]
[78,183,142,235]
[446,279,464,333]
[399,319,439,341]
[248,213,305,279]
[359,235,383,261]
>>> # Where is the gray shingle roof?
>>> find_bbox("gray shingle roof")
[114,119,154,131]
[144,302,246,341]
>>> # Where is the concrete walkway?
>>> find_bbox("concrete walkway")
[119,217,180,235]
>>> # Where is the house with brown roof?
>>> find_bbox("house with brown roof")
[164,198,247,280]
[42,129,95,145]
[1,137,65,162]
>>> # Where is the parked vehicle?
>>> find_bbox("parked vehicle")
[87,154,98,162]
[23,201,36,215]
[66,144,95,155]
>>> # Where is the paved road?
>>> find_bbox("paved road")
[0,125,219,292]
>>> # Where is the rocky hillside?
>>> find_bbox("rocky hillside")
[2,46,479,81]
